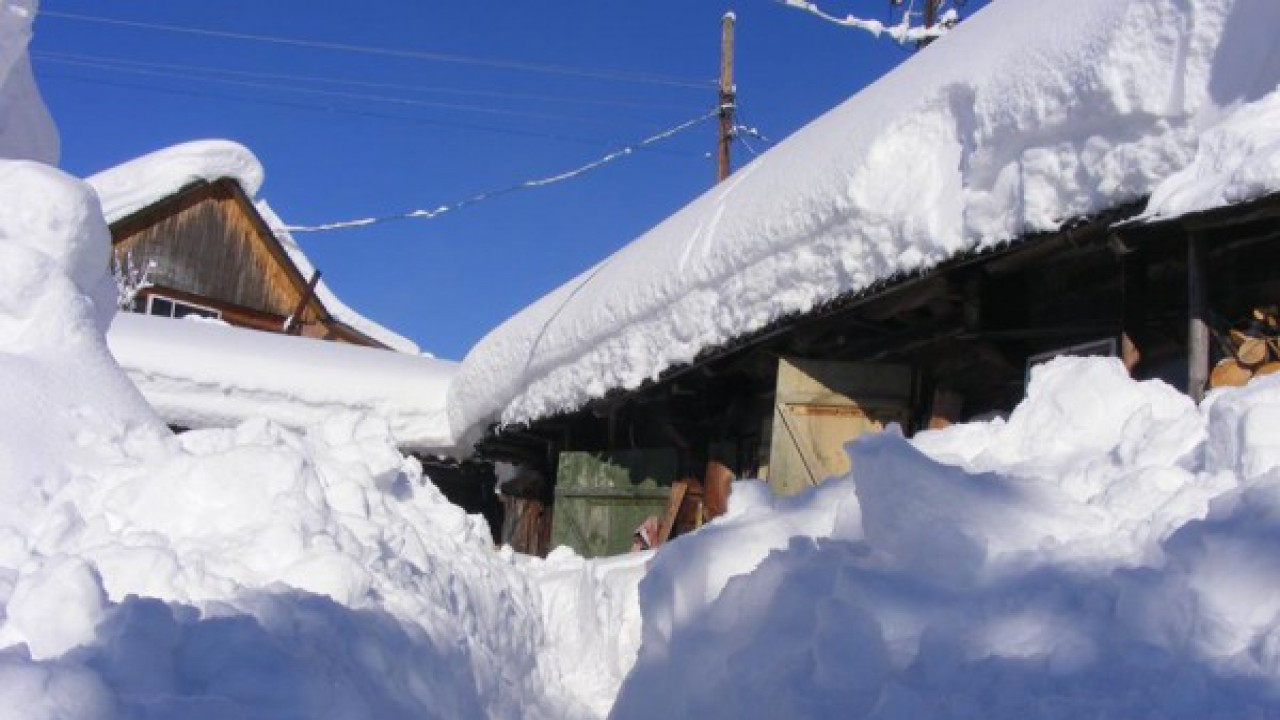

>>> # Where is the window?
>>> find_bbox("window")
[145,294,222,321]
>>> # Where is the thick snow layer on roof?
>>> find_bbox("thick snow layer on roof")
[448,0,1280,448]
[1145,87,1280,220]
[86,139,264,224]
[612,358,1280,719]
[0,0,56,163]
[107,312,453,452]
[258,200,423,355]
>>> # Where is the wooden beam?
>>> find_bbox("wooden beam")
[284,270,322,335]
[655,480,689,546]
[1187,233,1210,402]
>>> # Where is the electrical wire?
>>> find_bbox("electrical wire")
[37,70,708,153]
[35,54,613,125]
[34,50,693,112]
[280,110,718,233]
[42,10,714,90]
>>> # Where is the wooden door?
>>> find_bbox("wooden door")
[766,358,913,496]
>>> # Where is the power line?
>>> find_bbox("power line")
[34,50,693,112]
[41,10,714,90]
[39,70,706,155]
[35,54,614,126]
[281,110,717,233]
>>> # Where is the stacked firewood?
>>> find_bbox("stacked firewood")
[1210,306,1280,388]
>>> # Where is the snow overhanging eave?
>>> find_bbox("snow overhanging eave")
[1117,189,1280,241]
[473,200,1154,454]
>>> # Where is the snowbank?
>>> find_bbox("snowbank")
[106,312,457,452]
[449,0,1280,448]
[0,0,56,163]
[85,140,422,355]
[0,160,160,529]
[0,24,611,715]
[0,163,602,720]
[610,357,1280,719]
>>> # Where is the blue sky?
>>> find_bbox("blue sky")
[32,0,986,359]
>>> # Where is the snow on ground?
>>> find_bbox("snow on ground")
[85,140,422,355]
[106,312,457,453]
[449,0,1280,448]
[611,358,1280,719]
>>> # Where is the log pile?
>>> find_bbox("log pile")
[1210,307,1280,388]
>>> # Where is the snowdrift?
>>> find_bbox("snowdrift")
[449,0,1280,448]
[0,9,617,717]
[611,358,1280,719]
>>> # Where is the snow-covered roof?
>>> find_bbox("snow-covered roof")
[86,139,264,224]
[106,313,457,452]
[447,0,1280,449]
[85,139,422,355]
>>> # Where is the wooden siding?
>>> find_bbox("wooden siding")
[112,180,321,324]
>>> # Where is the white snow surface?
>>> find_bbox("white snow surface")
[85,139,264,225]
[85,140,421,355]
[611,357,1280,719]
[449,0,1280,448]
[0,0,56,164]
[106,312,457,453]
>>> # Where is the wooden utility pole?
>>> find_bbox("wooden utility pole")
[923,0,942,28]
[918,0,944,48]
[716,11,736,184]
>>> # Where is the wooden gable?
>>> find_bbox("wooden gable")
[110,178,388,348]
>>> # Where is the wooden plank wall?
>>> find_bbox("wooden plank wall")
[113,183,317,323]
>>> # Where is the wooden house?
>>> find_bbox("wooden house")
[108,176,392,348]
[88,139,416,353]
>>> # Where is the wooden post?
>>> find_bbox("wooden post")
[656,480,689,546]
[1187,233,1210,402]
[716,12,736,183]
[284,270,323,335]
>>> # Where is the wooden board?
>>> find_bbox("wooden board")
[550,449,678,558]
[766,358,912,496]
